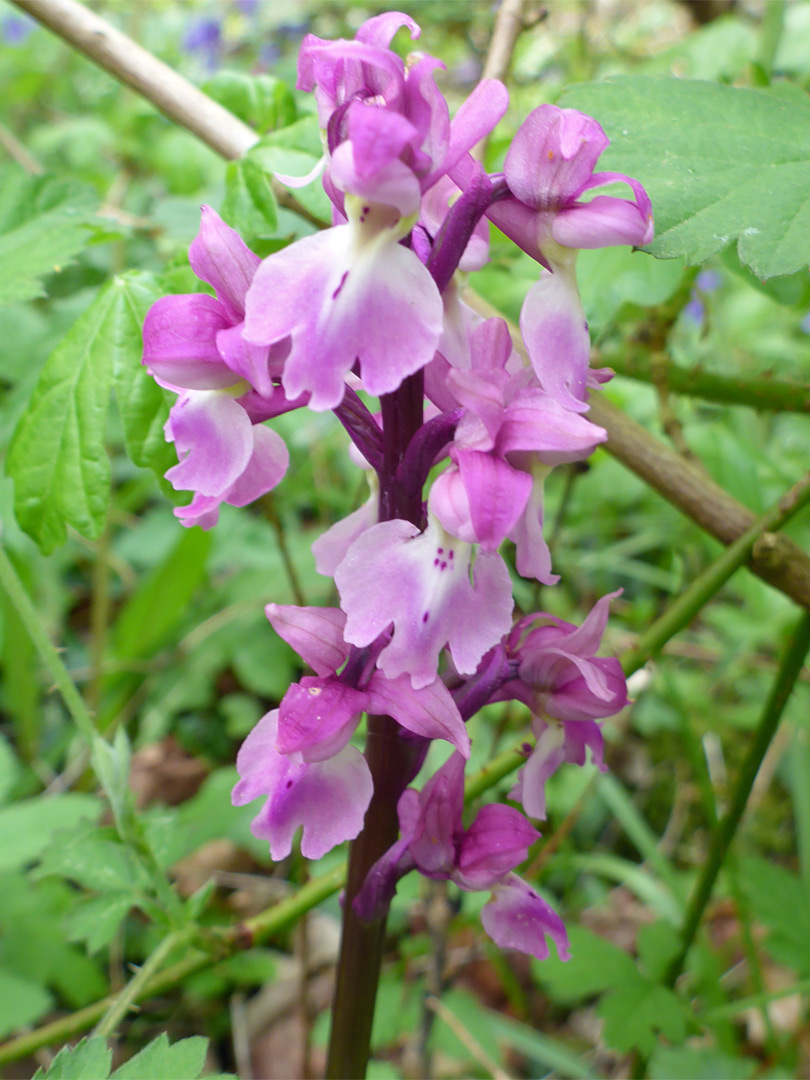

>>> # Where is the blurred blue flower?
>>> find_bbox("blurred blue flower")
[236,0,260,15]
[683,295,705,325]
[2,13,35,44]
[183,16,222,70]
[695,268,722,292]
[800,310,810,335]
[261,40,282,66]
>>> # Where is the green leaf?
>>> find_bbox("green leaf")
[741,856,810,974]
[110,527,212,661]
[598,979,688,1056]
[37,823,147,893]
[252,119,331,223]
[0,734,20,805]
[222,157,278,239]
[578,247,685,334]
[7,277,141,552]
[0,167,97,305]
[90,730,134,836]
[0,794,102,872]
[33,1037,112,1080]
[110,1034,209,1080]
[484,1011,600,1080]
[637,920,681,982]
[63,892,134,954]
[204,71,296,133]
[650,1047,755,1080]
[559,77,810,279]
[110,271,175,476]
[534,925,637,1004]
[0,970,53,1039]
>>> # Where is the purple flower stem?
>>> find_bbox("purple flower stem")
[333,387,385,473]
[326,371,425,1079]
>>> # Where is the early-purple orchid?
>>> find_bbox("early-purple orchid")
[140,9,651,979]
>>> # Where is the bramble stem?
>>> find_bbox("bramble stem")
[92,929,188,1038]
[665,609,810,986]
[622,469,810,675]
[603,349,810,415]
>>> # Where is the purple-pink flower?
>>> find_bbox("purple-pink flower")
[354,752,570,962]
[142,206,290,527]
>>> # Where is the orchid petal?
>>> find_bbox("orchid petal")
[482,873,570,961]
[190,205,260,322]
[265,603,350,677]
[164,391,252,497]
[366,671,471,757]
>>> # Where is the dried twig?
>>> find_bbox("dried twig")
[10,0,324,227]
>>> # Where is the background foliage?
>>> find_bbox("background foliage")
[2,0,810,1076]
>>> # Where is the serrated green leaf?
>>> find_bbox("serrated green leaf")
[33,1037,112,1080]
[37,823,147,893]
[559,76,810,279]
[222,157,278,239]
[0,794,102,872]
[0,168,97,306]
[534,925,637,1004]
[741,856,810,974]
[110,1034,208,1080]
[0,970,54,1039]
[598,979,688,1056]
[63,892,134,954]
[111,271,175,476]
[7,278,136,552]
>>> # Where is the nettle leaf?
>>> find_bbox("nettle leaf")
[110,1034,210,1080]
[222,157,278,240]
[0,167,97,306]
[559,77,810,279]
[5,279,129,549]
[111,271,175,476]
[33,1037,111,1080]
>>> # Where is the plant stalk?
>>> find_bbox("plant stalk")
[325,373,425,1079]
[665,609,810,986]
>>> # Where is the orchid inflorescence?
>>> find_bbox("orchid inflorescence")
[141,11,652,964]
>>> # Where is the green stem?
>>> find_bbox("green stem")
[92,929,188,1038]
[621,470,810,676]
[604,350,810,415]
[0,543,97,744]
[261,493,306,607]
[664,609,810,986]
[0,866,346,1067]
